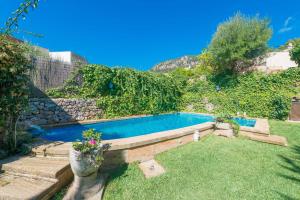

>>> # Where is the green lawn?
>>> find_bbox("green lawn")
[103,121,300,200]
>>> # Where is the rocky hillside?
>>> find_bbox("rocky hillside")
[151,55,199,72]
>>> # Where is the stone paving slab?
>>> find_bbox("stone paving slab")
[138,159,165,179]
[0,173,56,200]
[239,131,288,146]
[0,156,70,179]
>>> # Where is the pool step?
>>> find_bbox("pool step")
[239,131,288,146]
[0,155,73,200]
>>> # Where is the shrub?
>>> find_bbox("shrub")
[208,13,272,74]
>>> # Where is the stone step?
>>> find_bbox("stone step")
[240,130,270,137]
[239,132,288,146]
[0,156,70,180]
[0,173,57,200]
[32,141,71,158]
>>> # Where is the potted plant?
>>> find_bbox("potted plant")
[64,129,110,200]
[69,129,104,177]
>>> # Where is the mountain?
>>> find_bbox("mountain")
[151,55,199,72]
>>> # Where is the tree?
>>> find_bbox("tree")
[290,39,300,66]
[208,13,272,74]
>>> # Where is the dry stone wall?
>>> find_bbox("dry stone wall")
[21,98,103,126]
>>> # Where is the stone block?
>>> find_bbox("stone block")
[215,122,232,130]
[139,159,165,179]
[213,129,234,138]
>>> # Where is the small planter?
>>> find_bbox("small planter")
[215,122,232,130]
[69,147,103,177]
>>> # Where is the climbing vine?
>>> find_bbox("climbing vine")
[180,67,300,120]
[47,65,182,117]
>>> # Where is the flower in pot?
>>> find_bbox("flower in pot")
[70,129,104,177]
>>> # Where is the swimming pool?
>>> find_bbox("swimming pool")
[39,113,256,142]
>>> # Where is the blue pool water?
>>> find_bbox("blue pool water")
[39,113,256,142]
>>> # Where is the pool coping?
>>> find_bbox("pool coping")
[104,122,214,151]
[38,112,270,151]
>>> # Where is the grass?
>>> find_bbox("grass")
[103,120,300,200]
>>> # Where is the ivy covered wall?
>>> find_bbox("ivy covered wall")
[47,65,183,118]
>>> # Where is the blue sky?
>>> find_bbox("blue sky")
[1,0,300,70]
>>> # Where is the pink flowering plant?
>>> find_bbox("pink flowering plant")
[72,129,104,166]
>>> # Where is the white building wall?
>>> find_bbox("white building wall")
[49,51,72,63]
[254,47,298,73]
[266,51,297,70]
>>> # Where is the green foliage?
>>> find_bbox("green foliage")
[290,40,300,65]
[47,65,182,118]
[169,67,194,88]
[0,35,32,151]
[194,50,214,75]
[209,13,272,73]
[72,129,102,153]
[1,0,40,34]
[182,68,300,120]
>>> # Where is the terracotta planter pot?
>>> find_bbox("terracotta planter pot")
[69,148,102,177]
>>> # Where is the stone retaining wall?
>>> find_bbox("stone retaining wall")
[21,98,103,125]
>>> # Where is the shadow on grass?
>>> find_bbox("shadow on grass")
[277,145,300,199]
[106,164,129,181]
[275,191,298,200]
[102,163,129,197]
[278,145,300,183]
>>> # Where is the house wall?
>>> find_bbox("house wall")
[49,51,88,64]
[266,51,297,69]
[255,49,298,73]
[49,52,72,63]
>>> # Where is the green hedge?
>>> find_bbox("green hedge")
[47,65,182,118]
[181,68,300,120]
